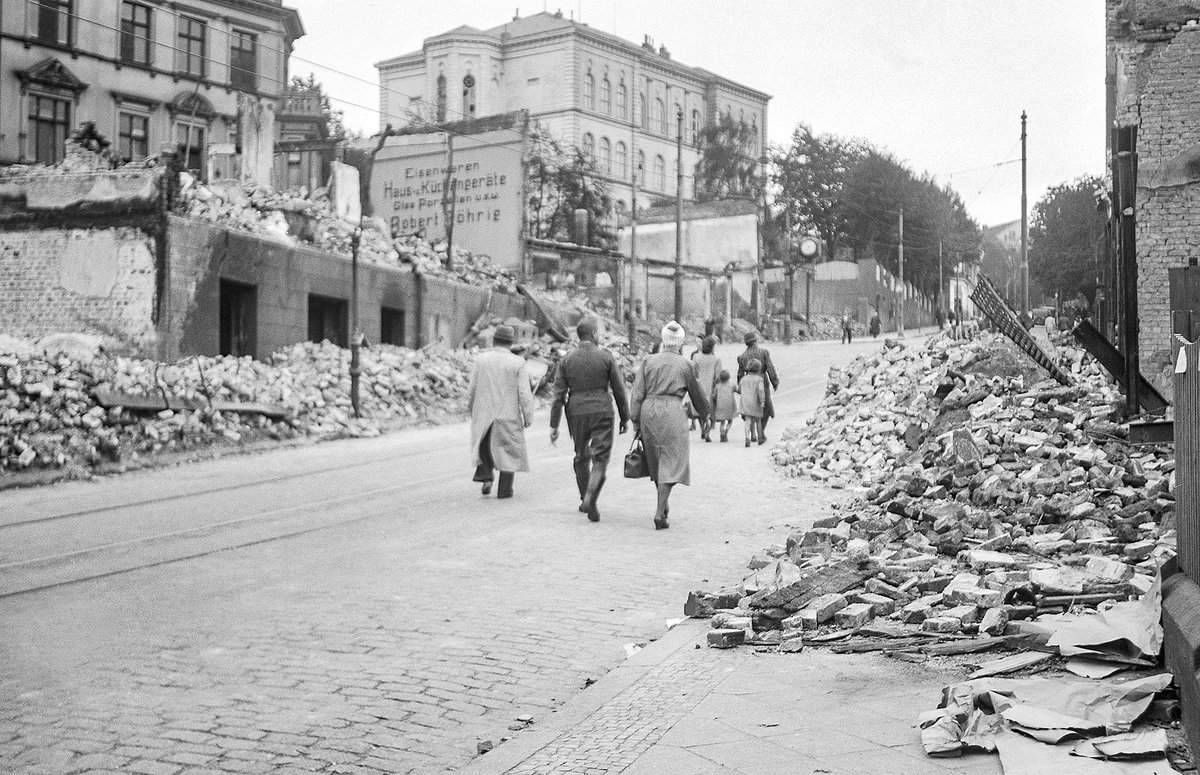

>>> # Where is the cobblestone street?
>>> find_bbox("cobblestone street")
[0,340,882,774]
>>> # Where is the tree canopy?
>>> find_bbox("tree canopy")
[694,113,761,202]
[524,123,613,248]
[771,128,980,303]
[1028,176,1107,303]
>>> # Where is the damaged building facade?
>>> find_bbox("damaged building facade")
[1107,0,1200,387]
[0,0,304,179]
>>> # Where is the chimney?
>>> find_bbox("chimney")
[659,44,670,59]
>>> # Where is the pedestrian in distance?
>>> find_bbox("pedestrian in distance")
[736,330,780,439]
[468,325,534,499]
[711,369,738,442]
[869,310,881,338]
[738,359,766,446]
[690,335,722,442]
[549,318,630,522]
[630,321,711,530]
[841,310,853,344]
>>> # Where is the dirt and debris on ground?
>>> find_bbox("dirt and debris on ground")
[685,330,1187,771]
[0,337,475,479]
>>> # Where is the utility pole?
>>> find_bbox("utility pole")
[349,227,362,418]
[897,205,906,338]
[938,238,944,319]
[629,159,639,319]
[674,109,684,323]
[1020,111,1029,316]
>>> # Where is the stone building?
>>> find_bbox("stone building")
[1106,0,1200,386]
[0,0,303,178]
[374,10,770,213]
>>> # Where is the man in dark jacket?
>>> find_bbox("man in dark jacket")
[736,330,780,438]
[550,318,630,522]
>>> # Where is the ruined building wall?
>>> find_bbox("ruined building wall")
[0,228,158,353]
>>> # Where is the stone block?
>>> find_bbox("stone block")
[942,605,980,625]
[782,609,819,630]
[864,578,903,599]
[967,549,1018,570]
[707,629,746,649]
[1124,540,1156,561]
[711,612,753,631]
[1086,555,1134,584]
[780,630,805,653]
[684,589,743,618]
[979,607,1010,636]
[834,602,875,629]
[853,592,896,616]
[921,616,962,633]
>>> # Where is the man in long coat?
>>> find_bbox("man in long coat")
[469,325,534,498]
[549,318,629,522]
[736,330,780,438]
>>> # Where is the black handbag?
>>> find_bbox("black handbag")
[624,432,649,479]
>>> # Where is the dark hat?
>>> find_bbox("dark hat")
[744,330,759,344]
[492,325,516,346]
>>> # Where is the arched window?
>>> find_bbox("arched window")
[599,137,611,173]
[582,132,595,159]
[436,74,447,122]
[690,109,700,144]
[653,98,665,135]
[638,92,647,130]
[653,154,665,190]
[637,149,646,184]
[617,78,627,119]
[462,74,476,118]
[600,76,611,114]
[615,141,627,178]
[584,70,595,109]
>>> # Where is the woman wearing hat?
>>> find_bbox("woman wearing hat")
[736,330,780,438]
[468,324,534,499]
[630,321,711,529]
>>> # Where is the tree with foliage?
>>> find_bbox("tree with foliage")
[772,124,866,260]
[524,123,613,248]
[1028,175,1107,303]
[694,113,761,202]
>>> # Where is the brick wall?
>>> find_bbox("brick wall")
[0,227,158,353]
[1125,25,1200,388]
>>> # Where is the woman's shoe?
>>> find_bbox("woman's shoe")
[744,439,751,448]
[654,515,669,530]
[481,481,493,495]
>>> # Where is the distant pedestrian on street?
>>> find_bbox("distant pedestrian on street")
[549,318,630,522]
[841,311,853,344]
[947,310,958,340]
[869,311,881,338]
[738,359,766,447]
[690,335,722,442]
[711,369,738,442]
[468,325,534,499]
[736,331,780,439]
[630,321,711,530]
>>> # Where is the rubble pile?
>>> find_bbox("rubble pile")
[179,177,520,293]
[687,332,1175,656]
[0,340,474,475]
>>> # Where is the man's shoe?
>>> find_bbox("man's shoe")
[497,472,514,499]
[744,439,751,448]
[481,480,492,495]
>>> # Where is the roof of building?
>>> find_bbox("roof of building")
[984,219,1021,234]
[634,197,758,225]
[377,12,769,100]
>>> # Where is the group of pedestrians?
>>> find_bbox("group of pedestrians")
[465,320,781,530]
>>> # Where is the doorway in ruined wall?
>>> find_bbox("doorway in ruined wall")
[307,293,348,348]
[380,307,406,347]
[219,279,257,357]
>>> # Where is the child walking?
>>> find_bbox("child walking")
[711,369,738,442]
[738,359,766,447]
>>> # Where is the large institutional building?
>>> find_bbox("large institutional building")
[0,0,303,172]
[375,11,770,212]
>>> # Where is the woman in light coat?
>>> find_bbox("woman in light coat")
[630,321,710,529]
[468,325,534,498]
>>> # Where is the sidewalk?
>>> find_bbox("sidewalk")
[460,618,1002,775]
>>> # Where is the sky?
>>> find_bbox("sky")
[286,1,1105,229]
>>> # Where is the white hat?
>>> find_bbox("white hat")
[661,321,685,348]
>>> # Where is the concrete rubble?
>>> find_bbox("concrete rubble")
[0,338,473,478]
[683,331,1181,766]
[180,175,521,293]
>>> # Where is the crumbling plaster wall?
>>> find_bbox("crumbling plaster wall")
[0,228,157,353]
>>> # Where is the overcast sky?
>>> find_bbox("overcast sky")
[287,1,1104,229]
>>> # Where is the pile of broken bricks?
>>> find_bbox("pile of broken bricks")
[685,331,1184,766]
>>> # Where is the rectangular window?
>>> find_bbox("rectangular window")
[118,112,149,162]
[36,0,72,46]
[219,280,257,357]
[119,2,151,65]
[176,16,207,77]
[308,295,348,348]
[175,122,206,173]
[230,30,257,91]
[28,95,70,164]
[380,307,406,347]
